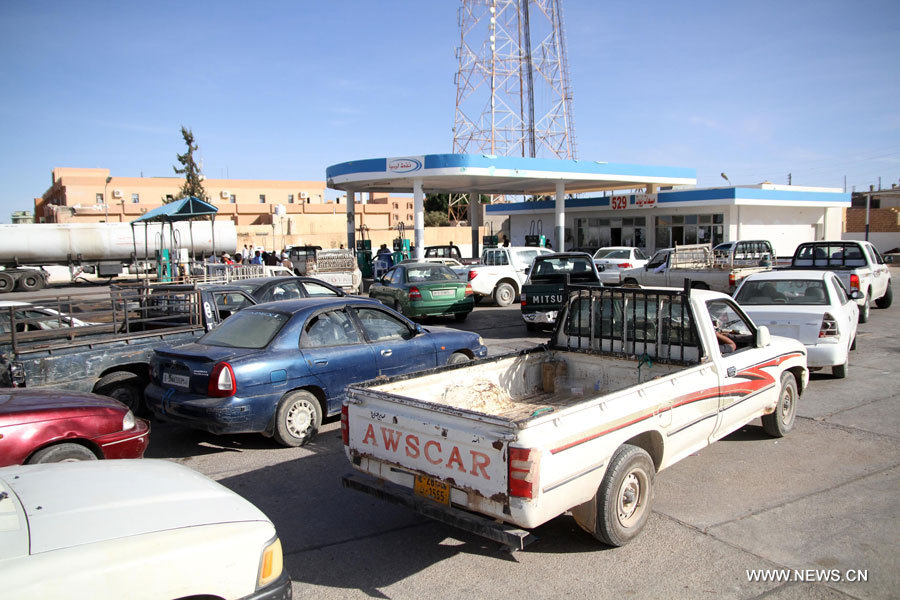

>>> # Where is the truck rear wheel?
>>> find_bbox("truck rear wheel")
[94,371,145,414]
[15,270,44,292]
[858,292,871,323]
[586,444,655,547]
[493,282,516,306]
[761,371,797,437]
[0,272,15,293]
[274,390,322,447]
[875,284,892,309]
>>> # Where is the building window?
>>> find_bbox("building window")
[131,193,140,203]
[230,194,236,203]
[407,214,413,221]
[288,194,294,204]
[407,203,413,209]
[96,193,103,203]
[393,203,399,209]
[259,194,266,203]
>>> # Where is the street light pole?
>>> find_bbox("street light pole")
[104,176,112,222]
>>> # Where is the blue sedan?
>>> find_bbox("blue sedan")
[144,297,487,447]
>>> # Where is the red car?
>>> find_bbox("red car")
[0,388,149,466]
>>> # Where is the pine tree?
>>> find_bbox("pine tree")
[172,126,209,203]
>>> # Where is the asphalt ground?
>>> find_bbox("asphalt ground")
[8,275,899,599]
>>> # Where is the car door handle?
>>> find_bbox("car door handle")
[381,349,393,356]
[314,359,328,366]
[726,366,736,378]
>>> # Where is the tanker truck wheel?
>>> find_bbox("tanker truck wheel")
[0,272,14,293]
[16,270,45,293]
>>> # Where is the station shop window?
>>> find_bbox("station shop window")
[288,194,294,204]
[131,193,140,203]
[96,193,103,203]
[574,216,646,249]
[259,194,266,204]
[230,194,236,203]
[655,214,723,250]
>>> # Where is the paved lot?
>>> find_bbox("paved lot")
[134,275,900,599]
[14,276,897,598]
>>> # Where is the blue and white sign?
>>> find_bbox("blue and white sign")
[387,156,424,174]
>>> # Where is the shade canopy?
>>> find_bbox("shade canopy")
[131,196,218,223]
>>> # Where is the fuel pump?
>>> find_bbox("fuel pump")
[356,225,372,277]
[392,222,411,264]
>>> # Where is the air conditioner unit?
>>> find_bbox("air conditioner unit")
[299,191,309,199]
[220,190,230,199]
[112,189,123,199]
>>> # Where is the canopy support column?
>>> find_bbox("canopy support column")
[469,189,480,259]
[346,191,356,250]
[413,179,424,260]
[555,181,565,250]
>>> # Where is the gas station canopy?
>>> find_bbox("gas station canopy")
[325,153,696,259]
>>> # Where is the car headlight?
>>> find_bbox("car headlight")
[257,536,284,589]
[477,336,485,346]
[122,411,136,431]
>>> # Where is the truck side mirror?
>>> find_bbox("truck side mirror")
[755,325,771,348]
[885,255,894,264]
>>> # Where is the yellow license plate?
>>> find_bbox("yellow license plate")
[414,475,450,505]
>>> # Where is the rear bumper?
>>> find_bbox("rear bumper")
[521,309,558,324]
[408,298,474,317]
[342,472,536,550]
[94,418,151,459]
[145,383,275,434]
[805,340,849,368]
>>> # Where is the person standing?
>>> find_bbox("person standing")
[251,250,263,265]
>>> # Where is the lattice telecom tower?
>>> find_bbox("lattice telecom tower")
[453,0,577,159]
[450,0,577,219]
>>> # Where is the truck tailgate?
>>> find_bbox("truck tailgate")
[346,391,516,502]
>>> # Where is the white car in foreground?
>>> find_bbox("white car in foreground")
[592,246,650,284]
[733,270,860,378]
[0,460,291,600]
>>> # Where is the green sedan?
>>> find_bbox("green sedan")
[369,263,474,321]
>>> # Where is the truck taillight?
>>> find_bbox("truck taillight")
[341,404,349,446]
[849,274,860,290]
[729,273,736,287]
[468,270,478,281]
[207,362,236,397]
[619,262,632,269]
[818,312,839,338]
[508,447,539,499]
[465,283,473,296]
[520,292,526,306]
[408,287,422,300]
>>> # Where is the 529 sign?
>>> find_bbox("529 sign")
[610,195,629,210]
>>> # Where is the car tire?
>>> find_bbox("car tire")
[454,312,469,322]
[850,336,857,351]
[588,444,655,547]
[27,442,98,464]
[690,282,709,290]
[875,284,892,309]
[274,390,322,447]
[94,371,146,414]
[858,292,871,323]
[447,352,471,365]
[473,296,483,305]
[832,354,849,379]
[493,282,516,307]
[762,371,797,437]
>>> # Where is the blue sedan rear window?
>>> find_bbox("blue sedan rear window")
[201,311,289,348]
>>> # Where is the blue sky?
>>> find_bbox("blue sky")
[1,0,898,220]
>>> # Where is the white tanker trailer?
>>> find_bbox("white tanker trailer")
[0,221,237,293]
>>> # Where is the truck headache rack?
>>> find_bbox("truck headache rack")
[792,242,868,268]
[341,473,536,551]
[556,285,701,365]
[0,285,203,353]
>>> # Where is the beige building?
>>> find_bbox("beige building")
[34,168,474,251]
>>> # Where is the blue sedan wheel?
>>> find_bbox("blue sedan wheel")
[274,390,323,447]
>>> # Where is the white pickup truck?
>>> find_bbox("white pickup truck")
[464,246,553,306]
[342,285,808,548]
[619,243,771,293]
[790,240,892,323]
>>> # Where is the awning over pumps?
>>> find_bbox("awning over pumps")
[326,154,696,259]
[131,195,219,223]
